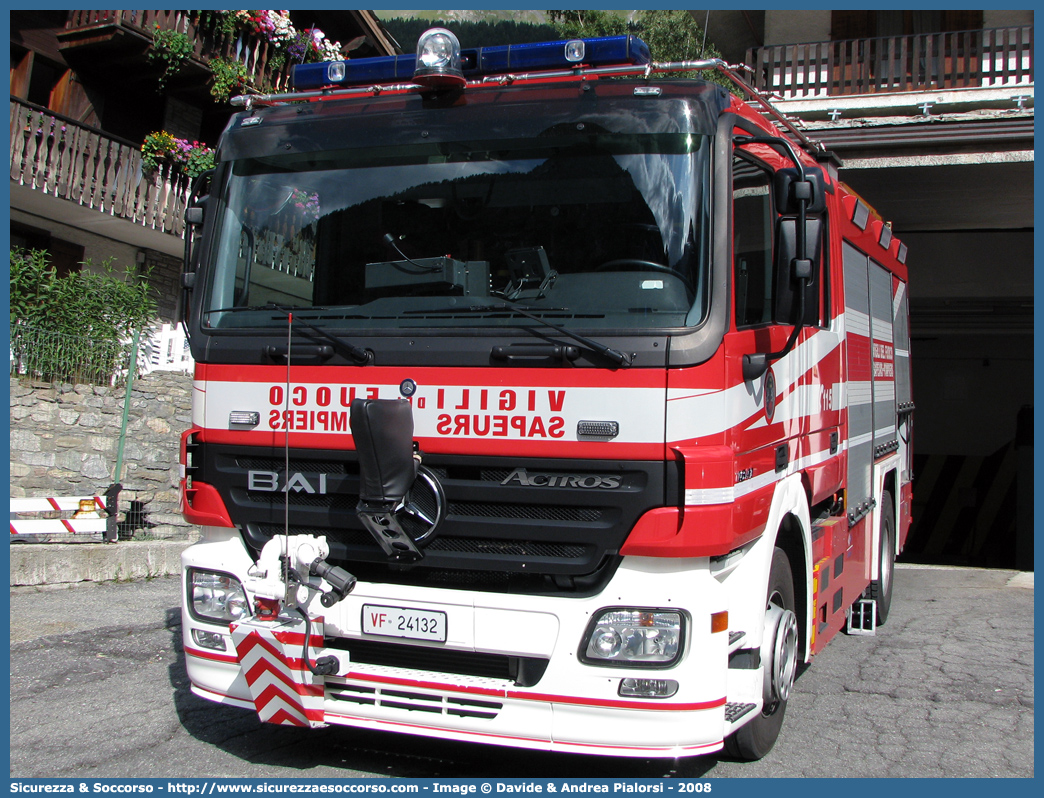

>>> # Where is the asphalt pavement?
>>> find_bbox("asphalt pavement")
[8,564,1034,779]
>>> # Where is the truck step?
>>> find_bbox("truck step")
[727,631,747,653]
[724,702,758,724]
[846,599,877,635]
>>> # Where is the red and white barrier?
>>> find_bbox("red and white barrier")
[10,494,110,539]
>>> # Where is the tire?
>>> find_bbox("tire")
[869,491,895,625]
[724,546,799,761]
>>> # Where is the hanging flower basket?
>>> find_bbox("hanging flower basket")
[141,131,215,179]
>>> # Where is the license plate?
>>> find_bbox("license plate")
[362,604,447,642]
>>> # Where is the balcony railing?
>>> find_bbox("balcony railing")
[747,26,1033,99]
[10,98,191,238]
[63,10,293,94]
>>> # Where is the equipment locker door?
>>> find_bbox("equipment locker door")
[842,242,874,515]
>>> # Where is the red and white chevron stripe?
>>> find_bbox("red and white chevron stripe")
[230,617,327,728]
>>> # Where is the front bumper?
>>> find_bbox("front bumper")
[182,529,730,757]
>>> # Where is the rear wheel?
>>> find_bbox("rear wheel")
[869,491,895,625]
[724,546,799,761]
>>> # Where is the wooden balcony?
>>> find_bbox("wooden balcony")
[747,26,1033,99]
[58,10,293,95]
[10,98,191,239]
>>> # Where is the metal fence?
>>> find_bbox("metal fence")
[9,321,193,387]
[747,25,1034,99]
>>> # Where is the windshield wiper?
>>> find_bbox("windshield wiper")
[263,303,373,365]
[490,299,631,367]
[205,303,347,316]
[408,300,631,367]
[203,304,373,364]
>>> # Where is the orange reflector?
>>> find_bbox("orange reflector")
[710,611,729,634]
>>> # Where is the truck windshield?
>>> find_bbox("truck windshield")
[203,132,711,332]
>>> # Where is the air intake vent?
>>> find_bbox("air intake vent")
[328,683,503,720]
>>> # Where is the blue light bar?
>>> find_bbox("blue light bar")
[464,35,651,75]
[291,35,652,91]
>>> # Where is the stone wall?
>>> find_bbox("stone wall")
[10,371,196,540]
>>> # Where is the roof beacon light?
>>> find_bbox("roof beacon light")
[415,28,464,88]
[290,30,652,92]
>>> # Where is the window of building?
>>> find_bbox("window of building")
[10,222,84,279]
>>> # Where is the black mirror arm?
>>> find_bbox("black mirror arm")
[742,275,808,381]
[733,135,806,183]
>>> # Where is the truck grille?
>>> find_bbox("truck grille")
[200,444,673,595]
[256,524,588,560]
[324,637,548,686]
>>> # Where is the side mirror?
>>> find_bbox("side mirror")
[181,198,208,325]
[774,167,827,215]
[775,217,823,326]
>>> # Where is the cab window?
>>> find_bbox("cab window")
[733,154,774,327]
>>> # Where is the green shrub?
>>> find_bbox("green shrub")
[9,249,157,385]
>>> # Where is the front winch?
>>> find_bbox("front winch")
[231,533,356,727]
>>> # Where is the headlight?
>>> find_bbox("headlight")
[580,608,683,667]
[188,568,250,624]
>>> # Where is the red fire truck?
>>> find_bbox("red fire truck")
[179,29,914,760]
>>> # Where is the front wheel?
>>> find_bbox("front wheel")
[724,546,799,761]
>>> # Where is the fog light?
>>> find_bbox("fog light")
[188,569,250,624]
[619,678,679,698]
[191,628,228,652]
[581,609,683,666]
